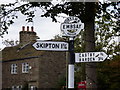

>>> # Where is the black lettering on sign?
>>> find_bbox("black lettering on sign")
[47,43,59,49]
[54,44,59,48]
[70,24,72,28]
[61,44,63,49]
[90,53,92,57]
[63,25,65,29]
[52,44,59,48]
[52,44,55,48]
[40,43,44,48]
[82,58,84,61]
[79,24,81,28]
[66,25,70,28]
[82,54,84,57]
[79,54,81,57]
[61,44,67,49]
[45,43,48,48]
[36,43,40,48]
[76,24,79,28]
[90,58,92,61]
[87,58,89,61]
[48,43,52,48]
[79,58,81,61]
[85,53,87,57]
[64,44,67,49]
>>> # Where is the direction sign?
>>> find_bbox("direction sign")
[61,16,84,37]
[75,52,108,63]
[33,41,68,51]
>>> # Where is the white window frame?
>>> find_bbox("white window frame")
[30,85,37,90]
[22,63,29,73]
[17,85,22,90]
[12,85,22,90]
[11,64,17,74]
[12,86,17,90]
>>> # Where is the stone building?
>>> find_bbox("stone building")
[2,26,66,89]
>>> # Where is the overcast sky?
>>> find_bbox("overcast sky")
[0,0,69,49]
[0,0,119,50]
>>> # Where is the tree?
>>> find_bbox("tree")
[0,1,119,37]
[0,0,119,89]
[97,55,120,90]
[0,2,52,37]
[2,39,19,47]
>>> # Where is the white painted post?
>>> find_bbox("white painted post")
[68,64,74,88]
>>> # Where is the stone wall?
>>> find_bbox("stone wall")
[2,58,40,88]
[2,26,67,89]
[19,26,37,44]
[38,51,66,88]
[2,44,67,89]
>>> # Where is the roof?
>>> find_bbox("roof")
[2,41,44,62]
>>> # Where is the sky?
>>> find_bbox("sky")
[0,0,119,50]
[0,0,69,49]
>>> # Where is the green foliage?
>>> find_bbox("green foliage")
[95,11,119,58]
[0,2,52,37]
[53,34,68,41]
[2,39,19,47]
[1,1,119,37]
[97,55,120,90]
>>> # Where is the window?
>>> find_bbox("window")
[17,85,22,90]
[12,86,17,90]
[22,63,29,73]
[30,85,37,90]
[11,64,17,74]
[12,85,22,90]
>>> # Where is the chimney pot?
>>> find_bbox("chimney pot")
[31,26,34,32]
[27,26,29,31]
[20,26,37,44]
[22,26,25,31]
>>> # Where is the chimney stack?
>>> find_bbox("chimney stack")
[20,26,37,44]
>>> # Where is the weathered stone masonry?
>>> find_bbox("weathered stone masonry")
[2,26,66,89]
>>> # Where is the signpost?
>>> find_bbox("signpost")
[33,41,68,51]
[75,52,108,63]
[61,16,84,37]
[60,16,84,89]
[32,16,107,89]
[68,38,75,88]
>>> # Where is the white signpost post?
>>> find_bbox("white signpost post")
[33,41,68,51]
[75,52,108,63]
